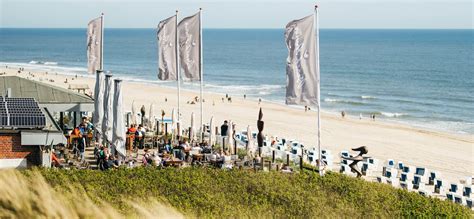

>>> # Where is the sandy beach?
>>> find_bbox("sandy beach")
[1,66,473,183]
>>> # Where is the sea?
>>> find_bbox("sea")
[0,28,473,134]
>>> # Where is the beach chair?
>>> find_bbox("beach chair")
[454,194,464,205]
[385,168,399,187]
[434,179,445,194]
[446,192,454,202]
[402,165,411,174]
[450,183,461,194]
[386,159,395,168]
[413,175,423,190]
[361,162,369,176]
[463,186,472,198]
[400,173,413,191]
[429,171,440,185]
[466,198,473,209]
[340,164,354,177]
[341,159,348,165]
[397,161,404,170]
[340,151,349,158]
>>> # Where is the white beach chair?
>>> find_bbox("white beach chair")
[397,161,404,170]
[465,198,473,209]
[386,169,399,188]
[340,150,349,158]
[463,185,472,198]
[400,172,413,191]
[454,194,464,205]
[446,192,455,202]
[428,171,440,185]
[386,159,395,168]
[434,179,445,194]
[449,183,461,195]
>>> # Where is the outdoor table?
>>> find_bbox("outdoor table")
[164,160,183,167]
[192,154,204,162]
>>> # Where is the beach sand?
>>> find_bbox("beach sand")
[2,66,473,183]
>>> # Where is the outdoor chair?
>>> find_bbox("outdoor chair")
[466,198,473,209]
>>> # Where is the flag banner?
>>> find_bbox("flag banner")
[157,15,178,80]
[87,17,102,73]
[178,12,201,81]
[285,15,319,106]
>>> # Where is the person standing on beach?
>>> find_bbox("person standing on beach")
[244,94,246,99]
[359,113,362,120]
[305,106,308,112]
[258,98,262,105]
[341,111,346,118]
[221,121,229,136]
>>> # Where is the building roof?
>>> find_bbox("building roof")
[0,76,93,104]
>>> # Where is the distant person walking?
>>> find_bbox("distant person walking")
[341,111,346,118]
[359,113,362,120]
[258,98,262,105]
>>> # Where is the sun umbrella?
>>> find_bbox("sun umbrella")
[171,108,176,140]
[190,112,195,142]
[131,100,137,125]
[247,125,253,156]
[149,103,155,130]
[112,79,126,157]
[102,74,114,145]
[209,116,214,145]
[226,120,233,154]
[93,70,105,143]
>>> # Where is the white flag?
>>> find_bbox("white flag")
[157,15,177,81]
[87,16,102,74]
[285,15,319,106]
[178,12,201,81]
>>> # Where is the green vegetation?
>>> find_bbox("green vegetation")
[5,168,468,218]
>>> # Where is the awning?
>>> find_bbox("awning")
[21,131,67,146]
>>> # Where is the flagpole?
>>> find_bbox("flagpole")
[199,8,204,142]
[314,5,323,176]
[100,13,104,70]
[176,10,181,140]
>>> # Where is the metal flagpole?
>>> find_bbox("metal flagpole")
[100,13,104,70]
[176,10,181,140]
[199,8,204,142]
[314,5,323,176]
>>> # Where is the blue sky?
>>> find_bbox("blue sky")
[1,0,472,29]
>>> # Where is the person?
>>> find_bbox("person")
[220,121,228,136]
[135,125,145,149]
[152,153,161,167]
[372,114,376,121]
[97,146,107,170]
[305,106,308,112]
[359,113,362,120]
[51,150,62,168]
[127,124,137,149]
[76,123,87,162]
[165,97,167,102]
[258,98,262,105]
[81,117,93,147]
[341,111,346,118]
[243,94,246,99]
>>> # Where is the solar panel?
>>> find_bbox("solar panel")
[0,96,46,129]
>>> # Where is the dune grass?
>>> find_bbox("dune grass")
[0,167,471,218]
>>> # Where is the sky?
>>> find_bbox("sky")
[0,0,473,29]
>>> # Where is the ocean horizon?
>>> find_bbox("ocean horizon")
[1,28,473,134]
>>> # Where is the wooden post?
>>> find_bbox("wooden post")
[222,137,225,152]
[268,160,271,171]
[59,112,64,134]
[299,155,303,171]
[272,150,275,163]
[276,164,280,171]
[156,120,160,135]
[234,139,237,155]
[189,127,192,141]
[165,123,168,141]
[286,153,290,166]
